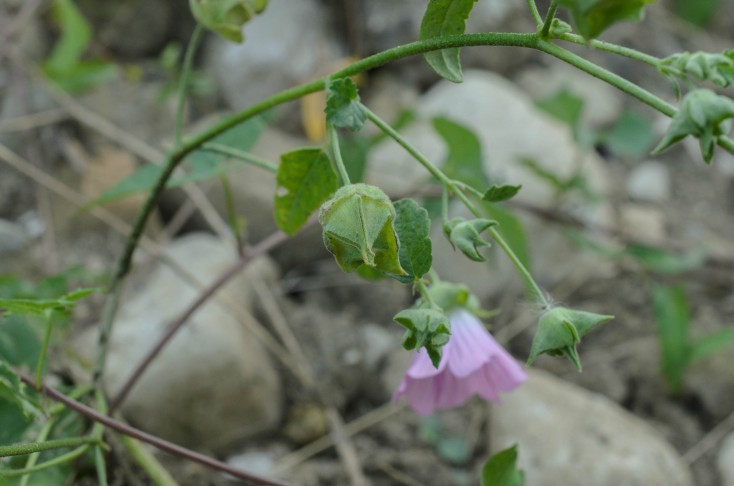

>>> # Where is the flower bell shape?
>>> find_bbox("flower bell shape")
[394,309,527,416]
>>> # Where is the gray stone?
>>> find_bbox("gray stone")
[626,161,672,203]
[619,203,667,244]
[490,369,694,486]
[0,218,30,255]
[84,234,283,451]
[719,431,734,486]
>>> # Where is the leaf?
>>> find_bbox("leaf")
[419,0,479,82]
[432,117,488,190]
[536,89,585,132]
[674,0,721,27]
[481,445,525,486]
[659,50,734,90]
[482,184,522,203]
[325,78,367,132]
[0,288,99,318]
[189,0,269,43]
[443,217,497,262]
[652,89,734,163]
[653,285,689,392]
[557,0,655,40]
[45,0,92,74]
[94,117,264,204]
[689,328,734,363]
[393,199,432,282]
[0,315,41,368]
[393,308,451,367]
[604,111,657,158]
[275,148,338,235]
[626,245,706,274]
[0,362,38,420]
[320,183,406,275]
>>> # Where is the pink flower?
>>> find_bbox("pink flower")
[394,309,527,415]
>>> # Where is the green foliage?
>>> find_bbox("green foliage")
[393,308,451,367]
[0,289,98,319]
[393,199,433,283]
[674,0,721,27]
[626,245,706,275]
[653,89,734,163]
[325,78,367,132]
[0,363,38,420]
[653,285,734,393]
[189,0,268,43]
[43,0,117,92]
[95,117,264,204]
[482,204,532,271]
[536,89,585,137]
[481,445,524,486]
[519,158,597,201]
[528,307,614,370]
[557,0,655,40]
[320,184,406,275]
[156,42,213,101]
[443,218,497,262]
[659,51,734,97]
[603,111,657,158]
[274,148,338,235]
[482,185,522,203]
[433,117,489,190]
[419,0,479,83]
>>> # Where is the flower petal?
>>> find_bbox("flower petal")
[446,310,501,377]
[405,347,449,379]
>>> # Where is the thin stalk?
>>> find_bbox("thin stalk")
[94,446,108,486]
[557,33,662,68]
[0,446,91,478]
[441,185,449,222]
[539,0,559,38]
[35,313,54,390]
[416,279,438,309]
[329,125,351,185]
[202,143,278,172]
[219,175,244,256]
[0,437,99,457]
[489,227,549,307]
[526,0,543,26]
[120,435,178,486]
[174,23,204,148]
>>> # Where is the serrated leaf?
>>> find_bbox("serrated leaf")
[190,0,269,43]
[94,117,264,204]
[275,148,338,235]
[481,445,525,486]
[433,117,488,190]
[557,0,655,39]
[653,88,734,163]
[325,78,366,132]
[653,285,689,392]
[393,199,432,282]
[419,0,479,82]
[482,184,522,203]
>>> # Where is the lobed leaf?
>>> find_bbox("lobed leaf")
[325,78,367,132]
[419,0,479,83]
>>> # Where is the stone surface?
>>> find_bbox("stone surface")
[719,431,734,486]
[626,161,672,203]
[490,369,694,486]
[619,203,667,244]
[78,233,283,451]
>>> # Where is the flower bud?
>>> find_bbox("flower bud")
[443,217,497,262]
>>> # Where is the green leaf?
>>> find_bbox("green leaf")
[536,89,585,132]
[393,308,451,367]
[0,315,41,368]
[482,203,532,271]
[45,0,92,74]
[393,199,432,282]
[557,0,655,40]
[320,183,406,275]
[604,111,657,158]
[653,285,690,392]
[689,328,734,363]
[189,0,269,43]
[443,218,497,262]
[0,362,39,420]
[275,148,338,235]
[481,445,525,486]
[659,50,734,93]
[419,0,479,83]
[433,117,488,190]
[482,184,522,203]
[94,117,264,204]
[325,78,367,132]
[0,288,99,318]
[528,307,613,370]
[652,89,734,163]
[674,0,721,27]
[626,245,706,275]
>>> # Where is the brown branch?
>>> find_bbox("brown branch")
[17,372,289,486]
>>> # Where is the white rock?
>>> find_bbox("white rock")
[490,369,694,486]
[98,234,283,451]
[619,203,667,244]
[206,0,339,111]
[626,161,672,202]
[719,431,734,486]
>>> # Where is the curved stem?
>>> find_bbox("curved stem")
[526,0,543,26]
[201,143,278,172]
[556,33,662,68]
[174,23,204,148]
[0,446,91,478]
[0,436,99,457]
[540,0,559,38]
[329,125,351,185]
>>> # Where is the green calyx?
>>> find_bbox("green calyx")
[319,183,406,275]
[393,308,451,367]
[528,307,614,371]
[443,217,497,262]
[189,0,268,43]
[426,281,480,315]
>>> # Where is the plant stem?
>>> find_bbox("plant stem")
[0,446,91,478]
[489,227,549,307]
[120,435,178,486]
[540,0,559,38]
[35,313,54,390]
[219,175,244,255]
[201,143,278,172]
[0,436,99,457]
[94,445,109,486]
[174,23,204,148]
[526,0,543,26]
[556,33,662,68]
[329,125,351,185]
[416,279,438,309]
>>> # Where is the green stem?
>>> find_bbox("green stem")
[416,279,438,309]
[174,23,204,148]
[94,445,108,486]
[35,313,54,391]
[201,143,278,172]
[329,125,351,185]
[526,0,543,26]
[441,185,449,223]
[220,175,244,256]
[556,33,662,68]
[0,436,98,457]
[539,0,559,38]
[0,446,91,478]
[120,435,178,486]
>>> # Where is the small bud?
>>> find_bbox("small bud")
[443,217,497,262]
[393,308,451,367]
[320,183,406,275]
[189,0,268,43]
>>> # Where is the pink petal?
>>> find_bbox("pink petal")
[445,310,499,377]
[405,346,449,379]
